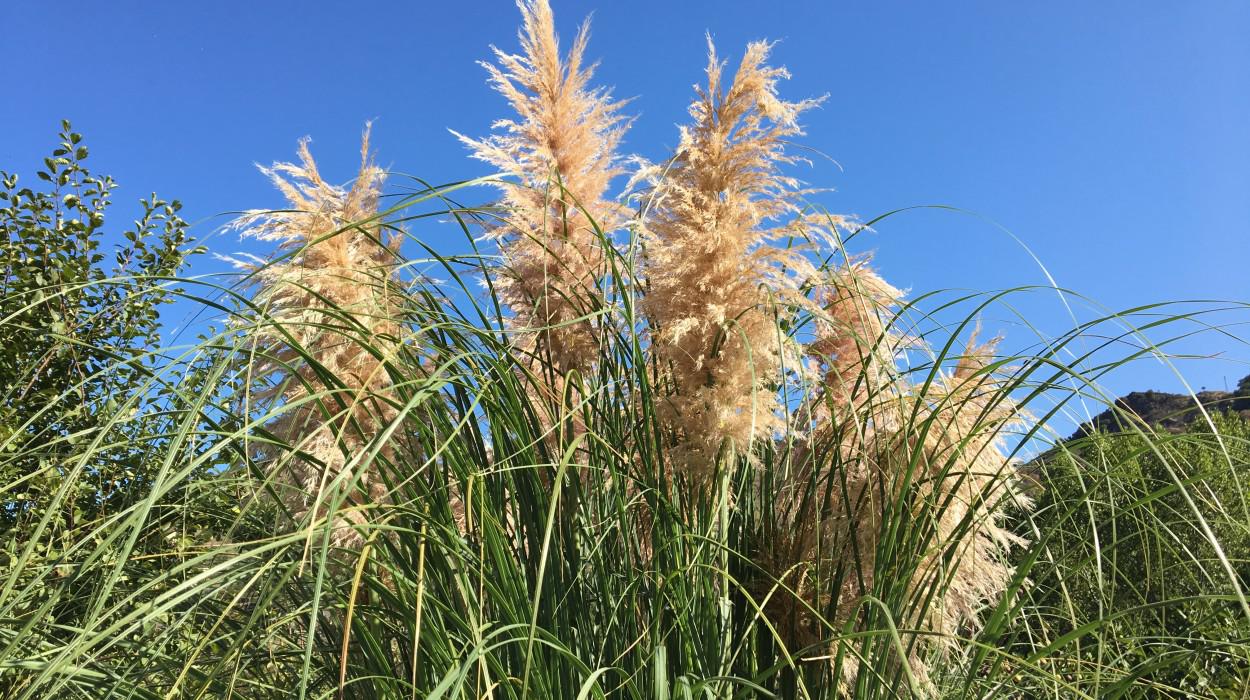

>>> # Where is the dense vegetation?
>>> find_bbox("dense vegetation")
[1022,406,1250,696]
[2,2,1247,698]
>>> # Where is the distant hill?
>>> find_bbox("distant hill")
[1068,374,1250,440]
[1019,374,1250,494]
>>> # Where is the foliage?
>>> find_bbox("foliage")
[1020,412,1250,696]
[0,4,1248,699]
[0,123,254,694]
[0,120,201,530]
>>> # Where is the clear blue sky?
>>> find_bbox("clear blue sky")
[4,1,1248,416]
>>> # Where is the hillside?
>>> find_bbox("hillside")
[1069,374,1250,439]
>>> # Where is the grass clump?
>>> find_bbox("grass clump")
[1,1,1247,698]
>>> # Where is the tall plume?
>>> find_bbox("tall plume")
[459,0,629,384]
[850,333,1028,693]
[229,128,405,549]
[772,273,1030,692]
[804,259,905,418]
[640,40,821,480]
[902,331,1030,652]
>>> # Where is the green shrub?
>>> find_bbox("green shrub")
[1021,412,1250,696]
[0,120,199,530]
[0,124,265,695]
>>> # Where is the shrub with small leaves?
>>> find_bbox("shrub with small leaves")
[0,121,201,531]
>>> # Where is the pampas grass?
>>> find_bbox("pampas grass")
[759,256,1031,693]
[459,0,628,391]
[3,2,1247,699]
[639,39,823,481]
[227,128,407,549]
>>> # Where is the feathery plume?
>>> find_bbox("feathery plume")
[856,332,1028,692]
[641,39,822,480]
[229,128,406,550]
[766,259,906,673]
[804,258,905,420]
[459,0,629,383]
[773,278,1029,692]
[904,330,1030,642]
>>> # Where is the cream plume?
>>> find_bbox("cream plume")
[641,39,822,480]
[230,128,405,550]
[774,290,1029,693]
[459,0,629,383]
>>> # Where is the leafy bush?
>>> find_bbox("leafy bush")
[1021,412,1250,696]
[0,120,199,530]
[0,124,263,693]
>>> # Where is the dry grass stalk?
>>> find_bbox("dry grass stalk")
[640,39,822,482]
[459,0,629,393]
[229,128,407,550]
